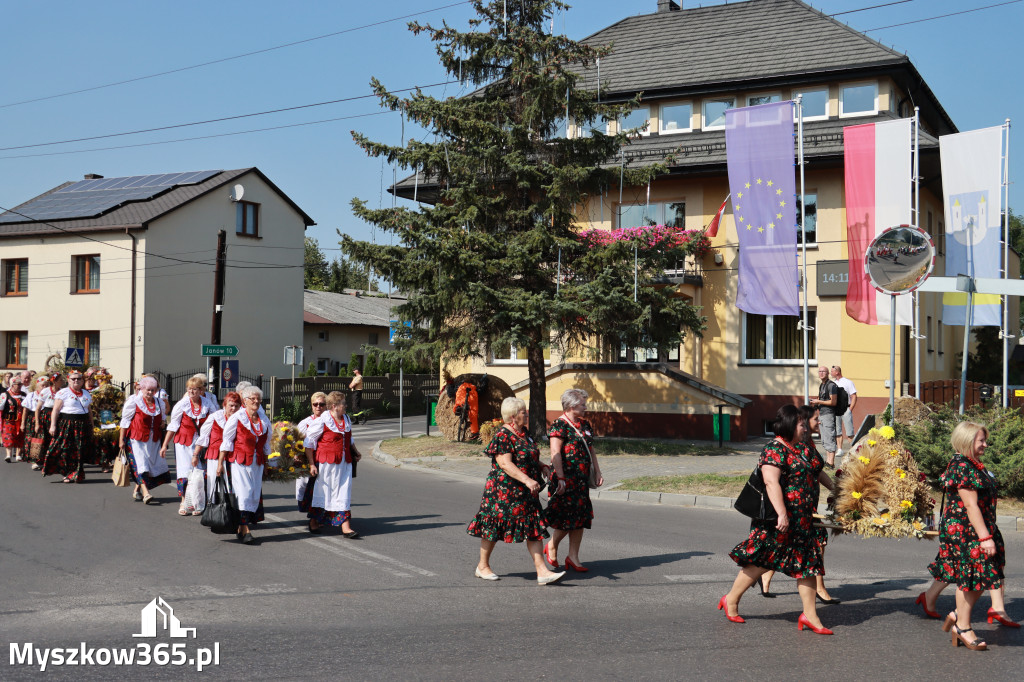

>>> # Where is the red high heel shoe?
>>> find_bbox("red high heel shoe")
[797,613,833,635]
[915,592,941,619]
[564,557,588,573]
[987,608,1021,628]
[717,595,745,623]
[543,543,559,570]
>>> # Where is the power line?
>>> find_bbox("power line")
[0,1,473,110]
[862,0,1022,31]
[0,82,457,152]
[831,0,917,16]
[0,111,391,161]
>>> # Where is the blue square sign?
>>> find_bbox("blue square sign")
[65,347,85,367]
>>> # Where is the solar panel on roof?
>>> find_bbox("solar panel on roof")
[0,169,222,224]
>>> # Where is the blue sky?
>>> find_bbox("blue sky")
[1,0,1020,261]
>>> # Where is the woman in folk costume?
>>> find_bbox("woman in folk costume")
[18,375,41,462]
[194,391,241,503]
[42,371,96,483]
[294,392,327,513]
[1,374,27,462]
[302,391,361,537]
[118,376,170,504]
[28,374,58,469]
[219,385,270,545]
[161,376,212,515]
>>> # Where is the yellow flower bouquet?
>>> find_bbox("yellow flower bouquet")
[262,420,310,482]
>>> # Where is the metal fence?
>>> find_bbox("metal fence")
[907,380,1013,409]
[269,374,435,419]
[161,368,263,402]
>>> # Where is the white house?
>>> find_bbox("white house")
[0,168,313,384]
[303,289,402,375]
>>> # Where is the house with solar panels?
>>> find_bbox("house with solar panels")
[390,0,1019,439]
[0,168,314,386]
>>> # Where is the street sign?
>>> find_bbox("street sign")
[65,347,85,367]
[221,359,239,390]
[201,344,239,357]
[283,346,304,366]
[389,320,413,344]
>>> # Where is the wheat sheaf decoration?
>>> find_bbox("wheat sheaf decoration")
[831,426,935,539]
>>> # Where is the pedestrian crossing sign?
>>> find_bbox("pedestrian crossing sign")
[65,347,85,367]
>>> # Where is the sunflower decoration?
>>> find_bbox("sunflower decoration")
[262,420,309,482]
[831,427,935,539]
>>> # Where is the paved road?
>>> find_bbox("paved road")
[1,434,1021,679]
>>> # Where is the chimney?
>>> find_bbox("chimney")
[657,0,681,12]
[84,173,104,179]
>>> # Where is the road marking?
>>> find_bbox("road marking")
[263,514,435,578]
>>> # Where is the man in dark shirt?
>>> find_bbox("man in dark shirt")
[809,366,838,466]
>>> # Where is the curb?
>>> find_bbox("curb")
[373,442,1024,532]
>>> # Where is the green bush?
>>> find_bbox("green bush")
[895,402,1024,499]
[275,398,311,423]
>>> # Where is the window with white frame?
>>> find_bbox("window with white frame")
[793,87,829,121]
[617,200,685,229]
[742,311,816,364]
[491,342,551,365]
[703,98,735,129]
[747,93,781,107]
[840,82,877,117]
[316,358,331,375]
[659,103,692,134]
[618,341,680,363]
[613,106,650,137]
[574,117,606,138]
[796,192,817,245]
[317,330,330,342]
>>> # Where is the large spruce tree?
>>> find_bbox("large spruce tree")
[345,0,705,436]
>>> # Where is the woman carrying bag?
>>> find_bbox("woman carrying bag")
[720,404,836,634]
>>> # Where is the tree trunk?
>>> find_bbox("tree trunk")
[526,331,548,441]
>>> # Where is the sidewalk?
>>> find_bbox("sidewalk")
[372,435,1024,532]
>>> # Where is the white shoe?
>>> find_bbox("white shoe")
[474,567,500,581]
[31,463,41,470]
[3,455,10,462]
[537,571,566,586]
[14,455,23,462]
[132,490,142,501]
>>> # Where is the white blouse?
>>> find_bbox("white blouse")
[167,396,212,432]
[55,387,92,415]
[302,412,351,450]
[220,410,271,456]
[118,393,164,428]
[195,409,229,447]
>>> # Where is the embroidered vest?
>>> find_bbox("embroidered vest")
[128,404,162,443]
[231,419,268,466]
[173,405,207,446]
[205,419,225,460]
[316,426,351,464]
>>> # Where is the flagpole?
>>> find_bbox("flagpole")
[1001,118,1012,407]
[797,96,809,405]
[913,107,921,399]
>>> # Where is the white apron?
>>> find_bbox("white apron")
[232,462,263,513]
[130,438,169,478]
[312,460,352,512]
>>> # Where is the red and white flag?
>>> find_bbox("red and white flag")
[843,119,913,325]
[705,194,730,238]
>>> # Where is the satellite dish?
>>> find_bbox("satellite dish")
[229,184,245,202]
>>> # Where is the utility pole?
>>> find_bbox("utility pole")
[209,230,227,398]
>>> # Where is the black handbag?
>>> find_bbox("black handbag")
[734,465,778,524]
[200,475,239,534]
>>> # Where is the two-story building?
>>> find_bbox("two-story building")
[0,168,313,384]
[396,0,1017,438]
[303,289,402,374]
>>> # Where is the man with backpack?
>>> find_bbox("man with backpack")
[809,366,838,467]
[830,365,857,457]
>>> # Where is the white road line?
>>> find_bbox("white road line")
[263,513,435,578]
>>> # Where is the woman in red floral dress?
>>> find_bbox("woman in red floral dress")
[925,421,1006,650]
[544,388,603,573]
[720,404,837,635]
[467,397,565,585]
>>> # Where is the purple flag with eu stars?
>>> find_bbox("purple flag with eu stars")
[725,102,799,316]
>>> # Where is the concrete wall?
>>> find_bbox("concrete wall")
[139,170,306,382]
[0,231,137,378]
[302,322,392,374]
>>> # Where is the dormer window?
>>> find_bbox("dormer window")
[840,82,877,117]
[659,103,692,134]
[703,98,735,130]
[747,93,781,107]
[614,107,650,137]
[794,87,829,121]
